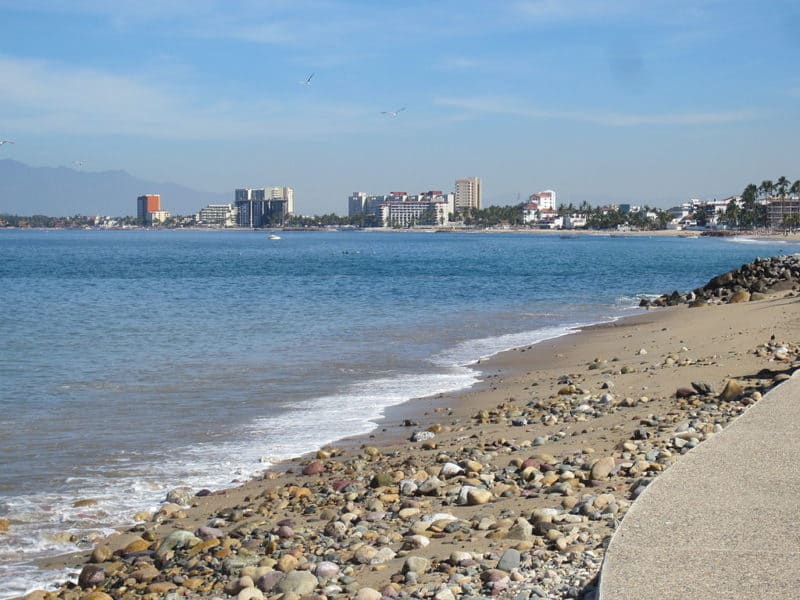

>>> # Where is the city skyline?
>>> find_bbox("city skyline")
[0,1,798,214]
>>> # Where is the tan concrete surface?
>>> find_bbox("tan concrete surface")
[599,372,800,600]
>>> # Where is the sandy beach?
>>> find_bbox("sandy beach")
[13,258,800,600]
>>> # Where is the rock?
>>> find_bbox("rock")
[165,486,194,505]
[435,588,456,600]
[729,290,751,303]
[440,462,464,478]
[78,564,105,589]
[276,525,294,538]
[466,488,493,505]
[404,534,431,549]
[356,588,382,600]
[148,582,177,593]
[0,518,8,533]
[497,548,521,572]
[418,476,444,495]
[411,430,435,442]
[256,570,284,592]
[90,544,112,563]
[130,565,160,582]
[275,570,318,596]
[370,472,395,488]
[353,545,378,564]
[155,530,200,559]
[719,379,744,402]
[505,518,533,540]
[372,547,397,564]
[691,381,714,395]
[403,556,430,575]
[302,460,324,475]
[590,456,616,480]
[675,387,695,399]
[83,593,114,600]
[315,561,340,579]
[73,498,99,508]
[196,525,224,539]
[277,554,298,572]
[237,588,265,600]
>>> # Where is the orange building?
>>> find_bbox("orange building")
[136,194,161,221]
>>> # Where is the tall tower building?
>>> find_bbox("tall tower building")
[455,177,482,212]
[270,187,295,215]
[136,194,161,221]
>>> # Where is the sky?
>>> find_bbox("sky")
[0,0,799,215]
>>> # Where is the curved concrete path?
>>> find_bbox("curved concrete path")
[599,373,800,600]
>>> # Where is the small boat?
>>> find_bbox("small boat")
[268,234,281,240]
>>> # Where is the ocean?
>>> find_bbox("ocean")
[0,229,796,596]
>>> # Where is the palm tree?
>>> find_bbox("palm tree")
[741,184,758,228]
[776,176,790,198]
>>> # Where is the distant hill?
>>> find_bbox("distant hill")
[0,159,229,217]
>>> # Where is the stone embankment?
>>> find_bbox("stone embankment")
[641,254,800,307]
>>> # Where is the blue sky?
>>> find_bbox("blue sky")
[0,0,798,214]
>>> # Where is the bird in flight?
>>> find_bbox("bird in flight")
[0,140,14,145]
[381,107,406,118]
[301,73,314,86]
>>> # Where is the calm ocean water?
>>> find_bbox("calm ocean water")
[0,229,796,595]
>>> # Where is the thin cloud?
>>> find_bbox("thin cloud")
[0,55,379,139]
[434,95,757,126]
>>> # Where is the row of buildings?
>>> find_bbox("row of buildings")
[136,187,295,228]
[348,177,482,227]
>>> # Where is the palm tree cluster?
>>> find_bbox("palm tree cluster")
[726,177,800,229]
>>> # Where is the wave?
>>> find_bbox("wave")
[726,236,796,246]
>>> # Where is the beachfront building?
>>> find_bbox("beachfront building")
[349,192,392,219]
[767,198,800,229]
[562,213,588,229]
[522,202,540,224]
[536,209,562,229]
[529,190,557,211]
[144,210,171,226]
[380,198,450,228]
[350,190,454,227]
[455,177,482,212]
[197,203,237,227]
[235,188,289,228]
[136,194,161,221]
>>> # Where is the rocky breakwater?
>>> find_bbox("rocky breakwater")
[641,254,800,307]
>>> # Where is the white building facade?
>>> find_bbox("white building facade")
[197,204,237,227]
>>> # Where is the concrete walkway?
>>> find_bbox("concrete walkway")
[599,373,800,600]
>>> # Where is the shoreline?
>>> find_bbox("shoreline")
[16,286,800,599]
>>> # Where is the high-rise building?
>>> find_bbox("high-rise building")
[136,194,161,221]
[234,188,288,228]
[455,177,482,212]
[348,192,368,217]
[269,187,294,215]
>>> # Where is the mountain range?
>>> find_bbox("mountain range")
[0,159,229,217]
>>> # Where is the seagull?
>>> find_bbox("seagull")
[301,72,314,86]
[0,140,14,145]
[381,107,406,118]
